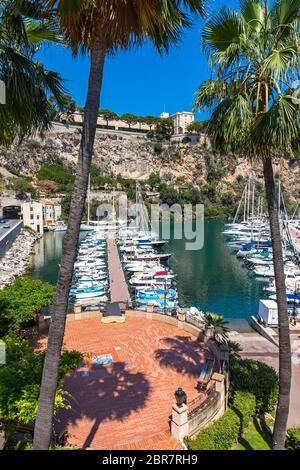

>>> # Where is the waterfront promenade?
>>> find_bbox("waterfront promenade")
[107,236,131,305]
[36,317,206,449]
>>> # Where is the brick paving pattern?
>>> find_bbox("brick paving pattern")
[48,318,206,450]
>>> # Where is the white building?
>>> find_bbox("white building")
[21,200,62,233]
[21,201,43,234]
[171,112,194,135]
[42,200,62,228]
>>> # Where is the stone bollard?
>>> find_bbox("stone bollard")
[177,309,186,330]
[74,303,82,320]
[212,372,227,415]
[146,302,154,320]
[171,403,189,441]
[204,324,214,344]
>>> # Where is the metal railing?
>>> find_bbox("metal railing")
[187,382,217,420]
[185,313,204,329]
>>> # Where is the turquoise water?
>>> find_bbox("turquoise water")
[162,221,266,331]
[29,221,267,331]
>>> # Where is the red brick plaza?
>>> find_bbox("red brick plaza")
[40,317,207,450]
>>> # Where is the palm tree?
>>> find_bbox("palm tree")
[0,0,65,144]
[203,312,230,342]
[33,0,207,450]
[194,0,300,449]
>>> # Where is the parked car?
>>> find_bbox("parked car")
[3,223,10,229]
[0,219,7,224]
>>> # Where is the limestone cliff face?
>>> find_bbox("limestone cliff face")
[0,126,299,201]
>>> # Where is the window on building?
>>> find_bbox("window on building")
[30,214,34,220]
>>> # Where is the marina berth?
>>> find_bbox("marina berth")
[125,252,172,262]
[223,179,300,324]
[117,224,178,315]
[68,230,109,304]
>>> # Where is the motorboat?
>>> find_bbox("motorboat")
[69,285,106,299]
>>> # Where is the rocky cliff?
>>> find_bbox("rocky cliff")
[0,125,299,203]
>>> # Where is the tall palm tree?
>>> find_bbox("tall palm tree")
[0,0,66,144]
[33,0,207,450]
[194,0,300,449]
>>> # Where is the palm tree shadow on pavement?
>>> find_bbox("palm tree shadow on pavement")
[56,361,151,449]
[154,335,206,378]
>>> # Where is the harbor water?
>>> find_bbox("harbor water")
[28,221,267,331]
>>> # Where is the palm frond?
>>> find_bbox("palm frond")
[39,0,206,55]
[271,0,300,27]
[252,93,300,154]
[240,0,266,31]
[202,7,245,53]
[271,0,300,43]
[25,20,62,45]
[193,78,227,111]
[263,45,300,79]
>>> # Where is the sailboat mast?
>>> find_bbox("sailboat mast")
[234,185,246,224]
[136,182,141,232]
[87,173,91,226]
[243,182,247,222]
[251,180,255,239]
[247,177,251,221]
[252,180,255,221]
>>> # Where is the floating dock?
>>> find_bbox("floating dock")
[107,236,131,305]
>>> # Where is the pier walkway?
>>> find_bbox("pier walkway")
[107,236,131,305]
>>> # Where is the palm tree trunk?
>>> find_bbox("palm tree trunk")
[263,157,292,450]
[33,32,106,450]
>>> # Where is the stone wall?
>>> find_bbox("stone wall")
[187,373,226,437]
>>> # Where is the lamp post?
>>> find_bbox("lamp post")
[175,388,187,407]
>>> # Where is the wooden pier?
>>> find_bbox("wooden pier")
[107,236,131,305]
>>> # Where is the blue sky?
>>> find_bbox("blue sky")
[37,0,239,120]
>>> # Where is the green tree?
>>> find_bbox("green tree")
[99,109,118,128]
[186,120,208,133]
[37,164,75,191]
[33,0,206,450]
[148,117,174,141]
[10,177,38,200]
[0,0,66,145]
[121,113,138,129]
[57,94,77,124]
[0,277,55,336]
[194,0,299,448]
[143,115,159,130]
[0,336,82,444]
[60,190,72,220]
[147,172,161,188]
